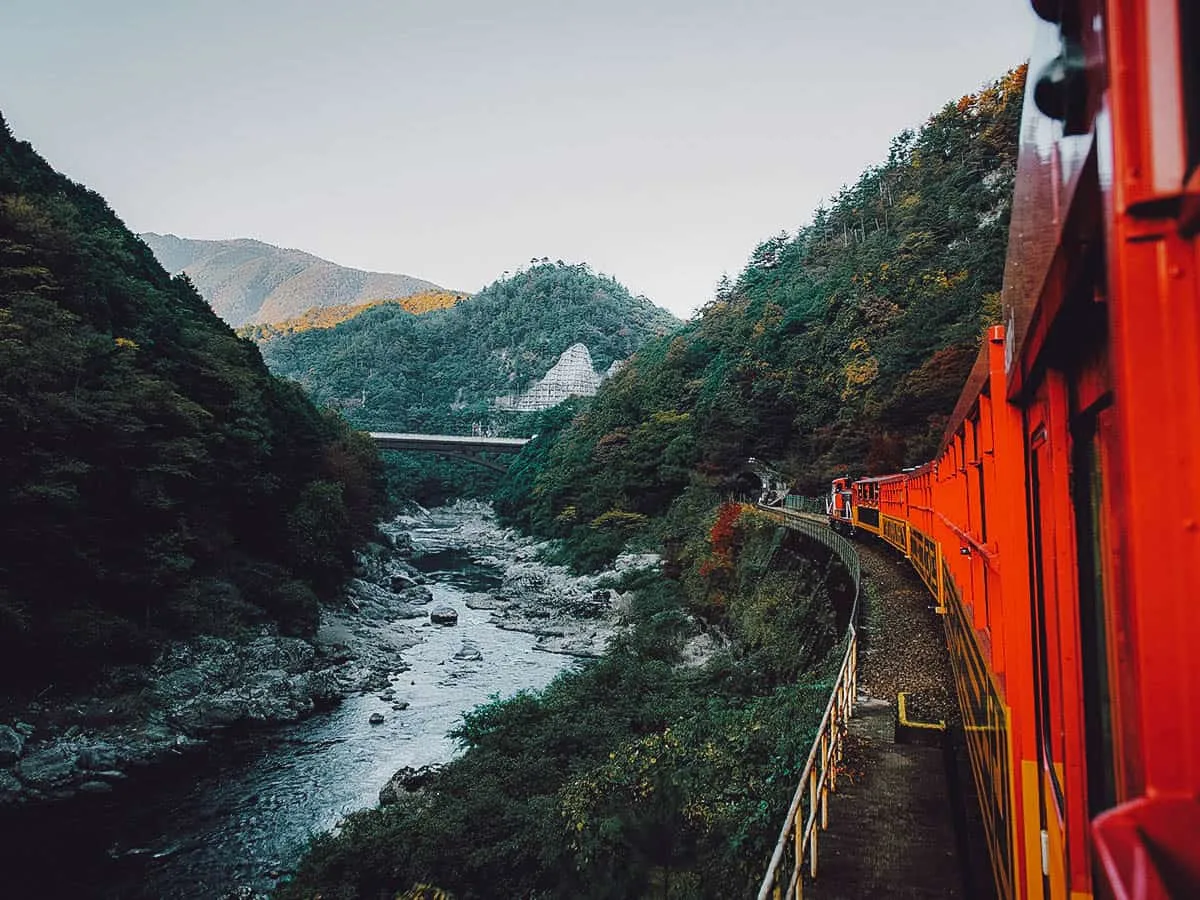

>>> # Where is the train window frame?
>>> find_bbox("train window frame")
[1182,0,1200,181]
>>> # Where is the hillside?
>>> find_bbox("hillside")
[238,289,467,341]
[139,232,446,327]
[497,68,1026,568]
[257,261,680,501]
[0,114,384,683]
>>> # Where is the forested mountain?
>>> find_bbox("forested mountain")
[0,114,384,683]
[497,68,1026,568]
[255,261,679,501]
[139,232,446,327]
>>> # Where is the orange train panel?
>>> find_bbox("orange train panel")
[1088,1,1200,894]
[1103,0,1200,800]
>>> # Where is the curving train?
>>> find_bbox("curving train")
[826,2,1198,898]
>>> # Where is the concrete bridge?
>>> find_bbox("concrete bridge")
[368,432,530,473]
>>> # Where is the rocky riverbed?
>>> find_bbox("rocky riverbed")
[0,501,655,897]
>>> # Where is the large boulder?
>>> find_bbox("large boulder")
[296,668,343,705]
[173,694,249,732]
[429,606,458,626]
[378,765,440,806]
[396,585,434,605]
[453,641,483,662]
[15,746,77,792]
[74,742,119,772]
[0,725,24,765]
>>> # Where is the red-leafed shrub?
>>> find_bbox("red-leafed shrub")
[698,501,744,577]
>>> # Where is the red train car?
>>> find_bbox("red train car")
[835,2,1200,897]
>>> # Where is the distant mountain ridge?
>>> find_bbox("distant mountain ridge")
[139,232,445,327]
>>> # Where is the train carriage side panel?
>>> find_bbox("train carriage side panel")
[1089,0,1200,893]
[877,474,910,554]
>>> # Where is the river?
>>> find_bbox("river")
[8,504,601,899]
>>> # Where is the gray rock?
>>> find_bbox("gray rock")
[378,765,439,805]
[78,780,114,794]
[396,585,433,605]
[173,694,248,732]
[152,667,207,705]
[387,530,415,553]
[0,726,25,765]
[453,641,483,662]
[15,747,77,791]
[75,743,119,771]
[390,573,419,591]
[0,769,23,804]
[243,637,315,674]
[302,668,343,704]
[429,606,458,626]
[465,595,506,610]
[368,712,385,725]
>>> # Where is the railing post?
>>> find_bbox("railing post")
[793,813,803,898]
[829,704,839,791]
[810,824,819,879]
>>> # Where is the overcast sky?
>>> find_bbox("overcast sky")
[1,1,1036,317]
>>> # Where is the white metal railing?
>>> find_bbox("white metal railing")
[756,507,862,900]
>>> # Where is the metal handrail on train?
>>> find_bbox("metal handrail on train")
[755,506,861,900]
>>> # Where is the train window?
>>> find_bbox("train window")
[1073,411,1118,815]
[1029,437,1068,816]
[1182,1,1200,179]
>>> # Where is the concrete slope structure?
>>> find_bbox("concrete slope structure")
[493,342,609,412]
[140,232,444,327]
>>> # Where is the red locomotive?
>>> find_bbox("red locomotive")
[828,2,1199,898]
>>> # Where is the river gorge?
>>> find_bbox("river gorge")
[1,503,647,898]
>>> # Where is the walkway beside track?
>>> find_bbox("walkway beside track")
[804,527,989,898]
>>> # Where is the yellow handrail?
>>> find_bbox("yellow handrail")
[755,507,861,900]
